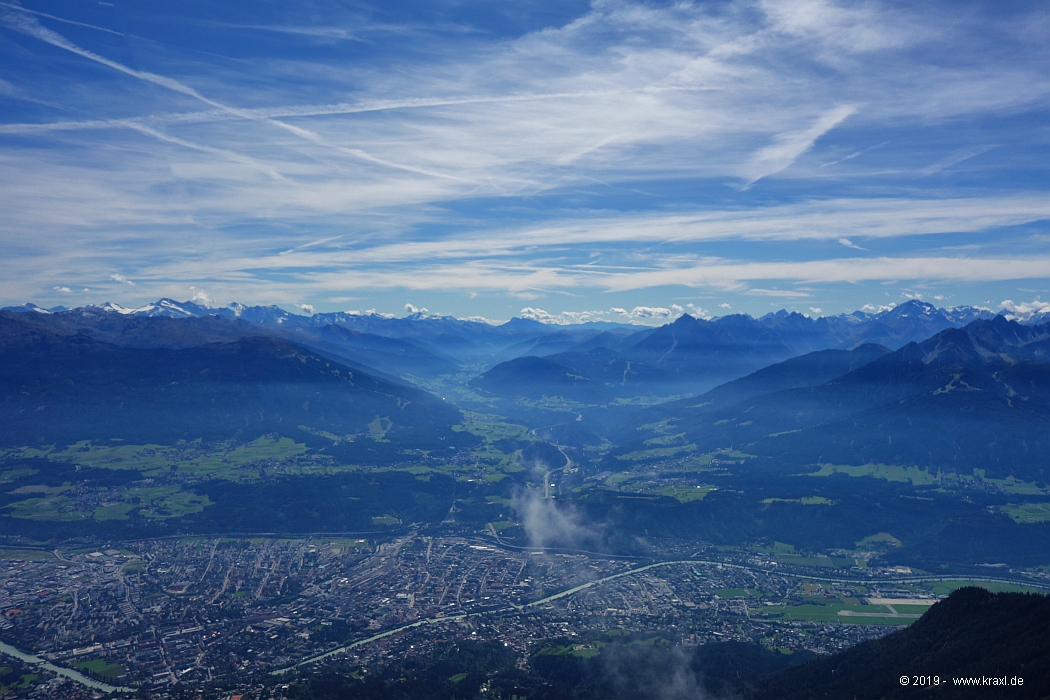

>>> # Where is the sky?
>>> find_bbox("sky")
[2,0,1050,324]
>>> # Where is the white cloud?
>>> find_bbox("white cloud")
[685,303,710,318]
[300,303,315,314]
[512,488,599,551]
[0,2,123,36]
[340,308,396,318]
[53,286,71,293]
[110,273,134,285]
[720,303,732,309]
[0,7,464,184]
[745,288,812,298]
[4,0,1048,237]
[518,307,609,325]
[920,145,997,176]
[809,307,823,314]
[404,303,428,314]
[460,315,502,325]
[2,0,1050,309]
[743,105,857,186]
[612,306,673,319]
[1000,299,1050,321]
[190,287,213,304]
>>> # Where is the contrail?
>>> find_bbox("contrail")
[0,1,123,36]
[127,124,287,181]
[0,5,474,183]
[0,90,623,135]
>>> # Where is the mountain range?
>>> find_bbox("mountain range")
[4,297,1049,479]
[470,301,1008,400]
[0,312,474,461]
[3,298,1006,387]
[614,315,1050,482]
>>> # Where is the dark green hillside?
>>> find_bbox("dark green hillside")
[763,378,1050,481]
[0,308,262,349]
[0,328,473,459]
[620,343,890,435]
[471,355,614,402]
[287,636,812,700]
[544,347,674,390]
[753,587,1050,699]
[613,318,1050,482]
[622,313,797,393]
[315,324,459,378]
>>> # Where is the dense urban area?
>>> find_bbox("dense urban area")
[1,523,1046,699]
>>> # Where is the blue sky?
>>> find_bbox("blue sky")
[2,0,1049,324]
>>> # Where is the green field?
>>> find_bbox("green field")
[760,541,798,555]
[122,560,145,573]
[452,412,533,474]
[72,658,125,680]
[923,580,1049,596]
[93,503,137,521]
[0,468,39,482]
[368,416,392,442]
[0,666,38,693]
[1,439,308,522]
[137,490,213,519]
[758,603,916,625]
[807,463,940,486]
[371,514,400,526]
[716,588,760,598]
[0,548,56,561]
[762,496,833,505]
[855,532,902,548]
[535,644,600,658]
[643,433,687,446]
[652,484,718,502]
[4,495,87,521]
[6,436,309,482]
[5,483,214,523]
[9,483,72,495]
[617,444,698,461]
[970,470,1049,495]
[615,483,717,503]
[999,503,1050,524]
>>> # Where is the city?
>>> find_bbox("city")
[2,527,1042,698]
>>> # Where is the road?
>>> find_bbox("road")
[543,445,573,500]
[271,550,1050,675]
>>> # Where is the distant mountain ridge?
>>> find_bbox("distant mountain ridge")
[473,301,1002,400]
[613,315,1050,482]
[1,298,1013,397]
[0,312,474,461]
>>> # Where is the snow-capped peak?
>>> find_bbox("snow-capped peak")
[86,302,135,314]
[0,302,57,312]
